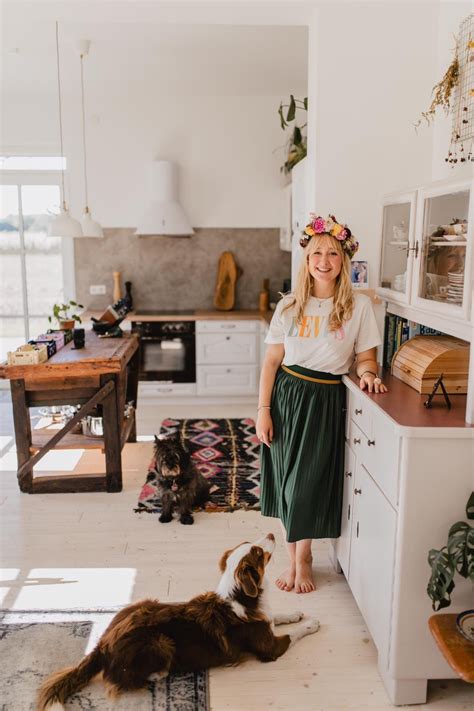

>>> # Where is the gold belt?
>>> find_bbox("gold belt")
[281,365,341,385]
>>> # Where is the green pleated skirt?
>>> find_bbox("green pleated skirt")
[260,365,346,543]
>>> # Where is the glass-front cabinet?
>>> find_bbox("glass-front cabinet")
[412,180,472,321]
[378,191,417,304]
[377,178,473,330]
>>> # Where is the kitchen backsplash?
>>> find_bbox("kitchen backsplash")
[75,228,291,311]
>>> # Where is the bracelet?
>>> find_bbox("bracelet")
[359,370,377,379]
[257,405,271,411]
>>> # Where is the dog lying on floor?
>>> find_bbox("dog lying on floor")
[38,533,319,709]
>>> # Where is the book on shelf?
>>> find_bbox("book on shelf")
[382,314,445,369]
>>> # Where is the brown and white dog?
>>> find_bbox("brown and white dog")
[38,533,319,709]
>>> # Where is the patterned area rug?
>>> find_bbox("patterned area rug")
[0,609,208,710]
[136,418,260,514]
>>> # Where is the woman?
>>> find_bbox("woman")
[257,214,387,594]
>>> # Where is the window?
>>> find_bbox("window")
[0,158,75,361]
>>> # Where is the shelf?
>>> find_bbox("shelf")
[428,241,467,247]
[428,614,474,683]
[387,241,409,246]
[30,411,135,452]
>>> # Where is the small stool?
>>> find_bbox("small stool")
[428,614,474,683]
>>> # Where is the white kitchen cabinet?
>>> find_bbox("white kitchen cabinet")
[376,177,473,341]
[260,320,269,369]
[196,320,259,396]
[333,378,474,705]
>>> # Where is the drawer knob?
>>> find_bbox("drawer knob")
[345,471,352,478]
[367,439,375,446]
[226,336,231,340]
[353,437,361,445]
[354,488,362,495]
[355,408,362,415]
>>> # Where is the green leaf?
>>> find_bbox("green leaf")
[286,95,296,122]
[467,491,474,520]
[278,103,287,130]
[427,546,456,611]
[447,521,474,579]
[303,97,308,111]
[293,126,302,146]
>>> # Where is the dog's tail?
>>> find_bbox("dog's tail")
[37,646,103,710]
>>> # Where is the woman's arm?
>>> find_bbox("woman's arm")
[256,344,284,446]
[356,347,388,393]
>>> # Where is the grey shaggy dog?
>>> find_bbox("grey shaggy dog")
[153,434,211,524]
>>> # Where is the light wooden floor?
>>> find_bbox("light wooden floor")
[0,397,472,710]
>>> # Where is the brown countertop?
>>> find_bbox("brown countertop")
[345,368,474,430]
[126,309,274,324]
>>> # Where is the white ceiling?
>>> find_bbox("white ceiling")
[2,3,309,97]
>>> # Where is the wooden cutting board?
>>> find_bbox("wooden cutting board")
[214,251,241,311]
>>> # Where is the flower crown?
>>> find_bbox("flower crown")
[299,213,359,259]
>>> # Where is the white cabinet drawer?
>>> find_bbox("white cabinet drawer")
[138,382,197,398]
[197,365,258,395]
[347,418,365,453]
[360,415,400,506]
[196,320,259,334]
[348,388,372,438]
[196,332,257,365]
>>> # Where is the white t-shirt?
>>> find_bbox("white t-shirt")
[265,293,382,375]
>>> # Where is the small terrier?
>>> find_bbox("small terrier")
[152,433,211,524]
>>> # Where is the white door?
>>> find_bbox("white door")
[335,443,355,577]
[349,461,397,656]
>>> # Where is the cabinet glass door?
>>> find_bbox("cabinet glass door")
[417,187,469,312]
[378,194,415,303]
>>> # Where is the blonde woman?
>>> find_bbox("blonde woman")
[257,214,387,594]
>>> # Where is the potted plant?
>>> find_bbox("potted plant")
[427,492,474,612]
[48,300,84,330]
[277,95,308,174]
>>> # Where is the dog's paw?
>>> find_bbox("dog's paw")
[180,513,194,525]
[288,611,304,623]
[303,618,320,634]
[159,513,173,523]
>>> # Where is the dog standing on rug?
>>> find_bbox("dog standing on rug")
[152,433,211,524]
[37,533,320,709]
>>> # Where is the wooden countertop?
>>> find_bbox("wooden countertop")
[127,309,274,324]
[345,368,474,430]
[0,332,139,380]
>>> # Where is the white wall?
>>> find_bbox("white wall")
[306,2,438,288]
[2,89,295,228]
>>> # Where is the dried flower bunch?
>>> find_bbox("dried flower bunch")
[415,54,459,129]
[300,214,359,259]
[277,95,308,174]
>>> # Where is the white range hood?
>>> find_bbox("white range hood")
[135,161,194,236]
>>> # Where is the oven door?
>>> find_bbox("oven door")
[138,334,196,383]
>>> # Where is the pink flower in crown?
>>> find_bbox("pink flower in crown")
[338,227,348,240]
[312,217,326,233]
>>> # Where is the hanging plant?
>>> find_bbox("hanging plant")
[415,52,459,129]
[277,95,308,174]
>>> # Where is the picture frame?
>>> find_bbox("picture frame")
[351,260,369,289]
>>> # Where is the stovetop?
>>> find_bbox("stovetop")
[134,309,195,316]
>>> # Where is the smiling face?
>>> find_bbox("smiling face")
[306,235,343,292]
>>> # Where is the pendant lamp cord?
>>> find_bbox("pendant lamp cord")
[80,53,89,211]
[55,21,66,208]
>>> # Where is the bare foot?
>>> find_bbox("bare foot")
[295,557,315,594]
[275,565,296,591]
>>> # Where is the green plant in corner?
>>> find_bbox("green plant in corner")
[277,95,308,174]
[427,492,474,611]
[48,300,84,327]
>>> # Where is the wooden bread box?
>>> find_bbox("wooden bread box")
[391,335,469,394]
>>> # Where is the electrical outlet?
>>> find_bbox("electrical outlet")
[89,284,106,295]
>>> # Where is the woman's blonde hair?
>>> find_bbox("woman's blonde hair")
[282,234,354,331]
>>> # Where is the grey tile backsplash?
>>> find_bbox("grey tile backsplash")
[75,228,291,311]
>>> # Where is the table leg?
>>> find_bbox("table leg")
[101,373,122,492]
[126,348,139,443]
[10,379,33,493]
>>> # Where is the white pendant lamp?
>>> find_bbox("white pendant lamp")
[49,21,83,238]
[77,39,103,238]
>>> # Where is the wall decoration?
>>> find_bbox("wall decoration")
[351,260,368,289]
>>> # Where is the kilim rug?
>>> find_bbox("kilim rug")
[0,609,209,710]
[135,418,260,514]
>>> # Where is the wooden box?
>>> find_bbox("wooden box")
[391,335,469,394]
[7,343,48,365]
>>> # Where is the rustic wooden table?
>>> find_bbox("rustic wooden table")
[0,332,139,494]
[429,614,474,683]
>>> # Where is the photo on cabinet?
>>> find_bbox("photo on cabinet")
[351,260,368,288]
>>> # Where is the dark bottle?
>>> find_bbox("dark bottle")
[123,281,133,311]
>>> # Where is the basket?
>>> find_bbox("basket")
[391,335,469,394]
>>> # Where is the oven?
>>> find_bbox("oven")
[131,319,196,383]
